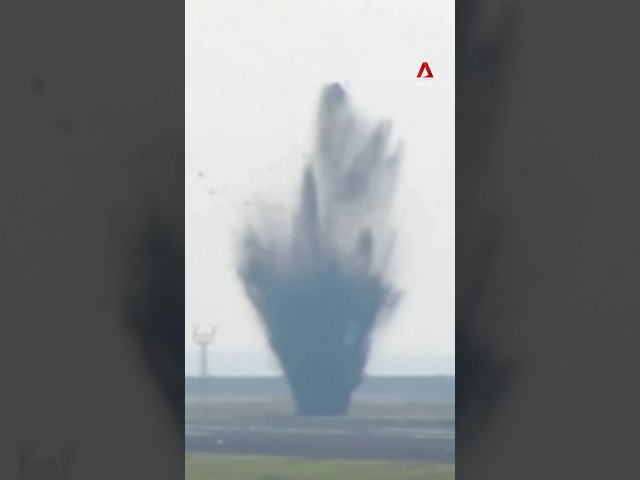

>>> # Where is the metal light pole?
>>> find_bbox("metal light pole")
[192,326,217,406]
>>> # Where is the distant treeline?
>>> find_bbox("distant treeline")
[185,376,454,404]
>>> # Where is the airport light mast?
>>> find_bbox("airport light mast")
[193,325,217,405]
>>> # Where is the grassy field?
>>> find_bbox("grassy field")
[186,454,455,480]
[186,398,454,422]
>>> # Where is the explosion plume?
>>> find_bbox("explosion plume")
[238,83,402,415]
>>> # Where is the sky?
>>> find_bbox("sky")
[185,0,454,376]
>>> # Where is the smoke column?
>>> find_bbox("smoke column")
[238,83,402,415]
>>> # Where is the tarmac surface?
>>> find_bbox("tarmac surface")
[185,416,455,462]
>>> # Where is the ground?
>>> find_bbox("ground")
[186,454,455,480]
[186,399,454,462]
[185,378,455,479]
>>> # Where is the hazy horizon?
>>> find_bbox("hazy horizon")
[185,349,454,377]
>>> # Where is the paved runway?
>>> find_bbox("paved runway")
[185,418,454,462]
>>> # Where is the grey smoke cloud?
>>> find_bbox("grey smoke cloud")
[238,82,402,415]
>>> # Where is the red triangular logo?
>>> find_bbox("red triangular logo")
[417,62,434,78]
